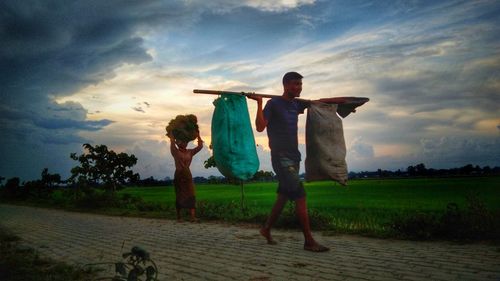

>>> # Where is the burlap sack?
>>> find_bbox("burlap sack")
[305,103,348,185]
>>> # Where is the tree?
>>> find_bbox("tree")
[407,165,416,176]
[2,177,22,199]
[204,155,217,169]
[32,168,61,198]
[70,143,139,192]
[460,164,474,175]
[415,163,427,176]
[41,168,61,188]
[252,170,275,181]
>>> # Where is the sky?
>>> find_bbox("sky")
[1,0,499,182]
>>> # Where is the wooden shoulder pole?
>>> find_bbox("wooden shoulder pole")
[193,89,279,99]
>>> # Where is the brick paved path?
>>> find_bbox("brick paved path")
[1,204,499,281]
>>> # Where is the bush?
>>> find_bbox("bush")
[389,193,499,241]
[74,188,121,209]
[1,177,29,200]
[390,212,438,240]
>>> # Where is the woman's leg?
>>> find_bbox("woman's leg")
[176,208,181,222]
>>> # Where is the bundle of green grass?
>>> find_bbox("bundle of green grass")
[166,114,199,142]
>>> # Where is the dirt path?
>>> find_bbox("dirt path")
[1,204,499,280]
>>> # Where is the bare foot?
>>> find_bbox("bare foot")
[260,228,277,245]
[304,242,330,252]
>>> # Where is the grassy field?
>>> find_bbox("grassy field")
[119,177,500,237]
[121,177,500,211]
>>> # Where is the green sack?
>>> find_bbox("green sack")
[211,94,259,181]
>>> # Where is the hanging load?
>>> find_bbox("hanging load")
[211,94,259,181]
[165,114,199,142]
[305,103,348,185]
[196,89,369,184]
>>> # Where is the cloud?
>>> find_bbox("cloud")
[419,137,500,166]
[245,0,315,12]
[132,107,146,113]
[34,118,114,131]
[348,137,375,159]
[0,101,112,134]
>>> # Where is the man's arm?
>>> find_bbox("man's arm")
[247,96,267,132]
[312,97,362,117]
[306,97,349,107]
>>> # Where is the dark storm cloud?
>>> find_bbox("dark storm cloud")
[0,0,196,180]
[420,137,500,166]
[0,102,112,131]
[33,118,114,130]
[0,1,156,103]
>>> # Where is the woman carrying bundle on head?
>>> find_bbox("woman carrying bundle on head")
[166,114,204,222]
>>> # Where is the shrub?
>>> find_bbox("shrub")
[74,188,121,209]
[1,177,28,200]
[389,193,499,241]
[389,212,438,240]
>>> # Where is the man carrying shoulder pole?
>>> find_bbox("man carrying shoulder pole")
[247,71,329,252]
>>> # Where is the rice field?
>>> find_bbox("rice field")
[119,177,500,236]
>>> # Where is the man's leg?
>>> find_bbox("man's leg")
[295,197,330,252]
[260,193,288,244]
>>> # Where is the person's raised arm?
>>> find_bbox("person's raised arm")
[167,133,178,156]
[191,132,204,155]
[247,96,267,132]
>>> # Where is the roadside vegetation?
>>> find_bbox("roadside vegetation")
[1,175,499,242]
[0,226,97,281]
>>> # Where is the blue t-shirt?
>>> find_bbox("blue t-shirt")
[263,97,308,161]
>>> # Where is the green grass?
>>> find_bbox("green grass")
[118,177,500,238]
[121,177,500,211]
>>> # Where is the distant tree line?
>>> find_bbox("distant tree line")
[1,143,499,195]
[126,163,500,186]
[349,163,500,179]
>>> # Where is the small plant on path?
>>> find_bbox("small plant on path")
[87,246,158,281]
